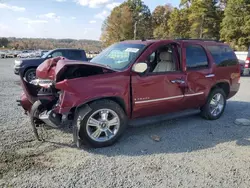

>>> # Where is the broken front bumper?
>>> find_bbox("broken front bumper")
[17,93,33,113]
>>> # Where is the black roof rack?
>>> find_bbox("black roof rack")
[175,38,223,43]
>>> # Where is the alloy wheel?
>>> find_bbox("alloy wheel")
[27,71,36,82]
[86,109,120,142]
[209,93,225,117]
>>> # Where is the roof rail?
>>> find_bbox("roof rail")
[175,38,223,43]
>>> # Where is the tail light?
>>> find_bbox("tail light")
[245,58,250,68]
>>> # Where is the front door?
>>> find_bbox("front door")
[131,41,186,118]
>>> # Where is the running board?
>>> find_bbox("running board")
[129,109,200,127]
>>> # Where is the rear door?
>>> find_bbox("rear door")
[181,42,216,109]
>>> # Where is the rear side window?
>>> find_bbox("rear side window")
[207,45,238,66]
[66,50,83,60]
[186,45,208,70]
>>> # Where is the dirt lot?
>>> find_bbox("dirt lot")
[1,58,250,188]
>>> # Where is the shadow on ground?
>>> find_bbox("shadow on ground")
[34,100,250,156]
[87,100,250,156]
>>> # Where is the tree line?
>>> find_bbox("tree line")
[0,38,102,53]
[101,0,250,50]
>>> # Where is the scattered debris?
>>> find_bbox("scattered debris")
[151,135,161,142]
[234,118,250,126]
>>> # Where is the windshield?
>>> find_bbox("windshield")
[90,43,145,70]
[41,50,52,58]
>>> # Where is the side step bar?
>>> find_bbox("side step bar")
[129,109,200,127]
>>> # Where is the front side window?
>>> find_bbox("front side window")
[207,45,238,66]
[147,45,177,73]
[90,43,145,70]
[186,45,208,70]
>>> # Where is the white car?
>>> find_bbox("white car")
[17,52,31,58]
[0,51,6,58]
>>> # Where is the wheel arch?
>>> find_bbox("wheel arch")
[74,96,128,116]
[210,81,230,98]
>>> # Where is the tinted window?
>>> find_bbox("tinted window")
[67,50,83,60]
[186,45,208,69]
[51,51,63,58]
[207,45,238,66]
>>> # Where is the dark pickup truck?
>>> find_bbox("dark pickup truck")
[14,48,89,82]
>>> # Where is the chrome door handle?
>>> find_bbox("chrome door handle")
[171,79,185,84]
[205,74,215,78]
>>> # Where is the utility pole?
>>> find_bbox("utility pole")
[134,21,137,40]
[134,13,142,40]
[200,14,204,38]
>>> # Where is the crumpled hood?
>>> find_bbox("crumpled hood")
[36,56,116,81]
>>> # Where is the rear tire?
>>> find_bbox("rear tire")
[201,88,226,120]
[74,99,128,148]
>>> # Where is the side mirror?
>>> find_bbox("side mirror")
[132,62,148,73]
[47,54,52,59]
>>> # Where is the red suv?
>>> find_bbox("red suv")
[18,39,241,148]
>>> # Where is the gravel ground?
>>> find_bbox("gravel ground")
[1,58,250,188]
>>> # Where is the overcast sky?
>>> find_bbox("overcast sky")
[0,0,179,40]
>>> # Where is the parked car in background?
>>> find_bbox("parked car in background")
[14,48,89,82]
[6,51,15,58]
[238,59,245,75]
[17,39,241,148]
[243,46,250,75]
[0,51,6,58]
[17,51,32,58]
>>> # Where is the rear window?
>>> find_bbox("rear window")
[66,50,83,60]
[207,45,238,67]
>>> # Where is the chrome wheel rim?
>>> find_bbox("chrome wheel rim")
[209,93,224,117]
[27,71,36,82]
[86,109,120,142]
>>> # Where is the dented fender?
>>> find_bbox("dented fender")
[54,71,131,116]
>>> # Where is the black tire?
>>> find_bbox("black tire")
[74,99,128,148]
[201,88,226,120]
[24,68,36,82]
[30,101,45,141]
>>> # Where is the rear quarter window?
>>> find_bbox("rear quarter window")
[66,50,84,60]
[206,45,238,67]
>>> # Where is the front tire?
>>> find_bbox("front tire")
[24,68,36,82]
[201,88,226,120]
[74,100,128,148]
[30,101,45,141]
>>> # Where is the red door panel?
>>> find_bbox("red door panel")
[131,72,185,118]
[181,42,216,109]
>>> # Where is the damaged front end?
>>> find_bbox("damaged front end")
[18,56,115,140]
